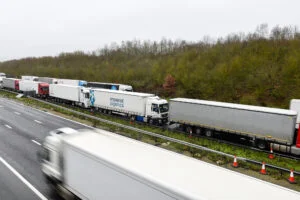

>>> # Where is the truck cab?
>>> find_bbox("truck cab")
[38,83,49,97]
[146,96,169,124]
[80,87,91,108]
[15,80,20,90]
[41,128,78,183]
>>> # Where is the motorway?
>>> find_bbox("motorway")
[0,97,92,200]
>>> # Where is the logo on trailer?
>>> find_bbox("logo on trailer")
[111,85,117,90]
[110,98,124,108]
[90,90,95,106]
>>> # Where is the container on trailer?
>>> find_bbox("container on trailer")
[38,77,58,84]
[19,80,49,96]
[49,84,90,108]
[56,79,87,87]
[87,82,133,91]
[21,75,39,81]
[2,78,20,90]
[91,89,154,116]
[169,98,297,145]
[49,84,81,102]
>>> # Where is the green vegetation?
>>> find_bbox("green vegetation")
[1,24,300,108]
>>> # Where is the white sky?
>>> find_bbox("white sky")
[0,0,299,61]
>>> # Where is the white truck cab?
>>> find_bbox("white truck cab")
[41,128,78,183]
[80,87,91,108]
[146,96,169,124]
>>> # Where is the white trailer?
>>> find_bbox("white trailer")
[56,78,87,87]
[2,78,19,90]
[19,80,49,96]
[49,84,90,108]
[41,128,300,200]
[38,77,58,84]
[90,89,168,124]
[21,75,39,81]
[87,82,133,91]
[169,98,300,155]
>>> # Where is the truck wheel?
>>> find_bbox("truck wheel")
[149,119,154,124]
[205,130,213,137]
[196,128,201,135]
[256,140,267,150]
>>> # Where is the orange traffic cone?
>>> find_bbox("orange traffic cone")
[268,147,274,159]
[232,155,238,168]
[260,162,267,175]
[288,169,296,184]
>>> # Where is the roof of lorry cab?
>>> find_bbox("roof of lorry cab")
[170,98,297,116]
[64,129,300,200]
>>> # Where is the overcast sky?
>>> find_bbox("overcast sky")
[0,0,299,61]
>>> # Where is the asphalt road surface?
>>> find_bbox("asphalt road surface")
[0,97,92,200]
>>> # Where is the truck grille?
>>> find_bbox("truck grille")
[162,113,168,118]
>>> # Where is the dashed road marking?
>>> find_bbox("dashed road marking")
[14,111,21,115]
[31,140,41,146]
[34,120,42,124]
[0,157,48,200]
[5,124,12,129]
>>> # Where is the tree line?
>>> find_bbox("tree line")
[1,24,300,108]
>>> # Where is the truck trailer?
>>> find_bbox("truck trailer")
[21,75,39,81]
[56,78,87,87]
[40,128,300,200]
[49,84,90,108]
[87,82,133,91]
[38,77,58,84]
[19,80,49,97]
[169,98,300,155]
[2,78,20,91]
[90,89,168,124]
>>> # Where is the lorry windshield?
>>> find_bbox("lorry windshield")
[159,103,169,113]
[41,87,49,91]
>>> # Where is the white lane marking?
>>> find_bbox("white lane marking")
[2,97,94,129]
[31,140,41,146]
[5,124,12,129]
[0,157,48,200]
[34,120,42,124]
[14,111,21,115]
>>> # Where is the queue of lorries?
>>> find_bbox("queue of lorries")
[0,73,300,156]
[1,72,300,199]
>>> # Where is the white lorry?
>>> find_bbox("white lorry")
[40,128,300,200]
[49,84,90,108]
[90,89,169,124]
[19,80,49,97]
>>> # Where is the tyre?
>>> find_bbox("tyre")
[256,140,267,150]
[196,128,201,135]
[205,130,213,137]
[149,119,154,124]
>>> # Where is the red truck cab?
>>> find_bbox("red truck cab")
[15,80,20,90]
[38,83,49,96]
